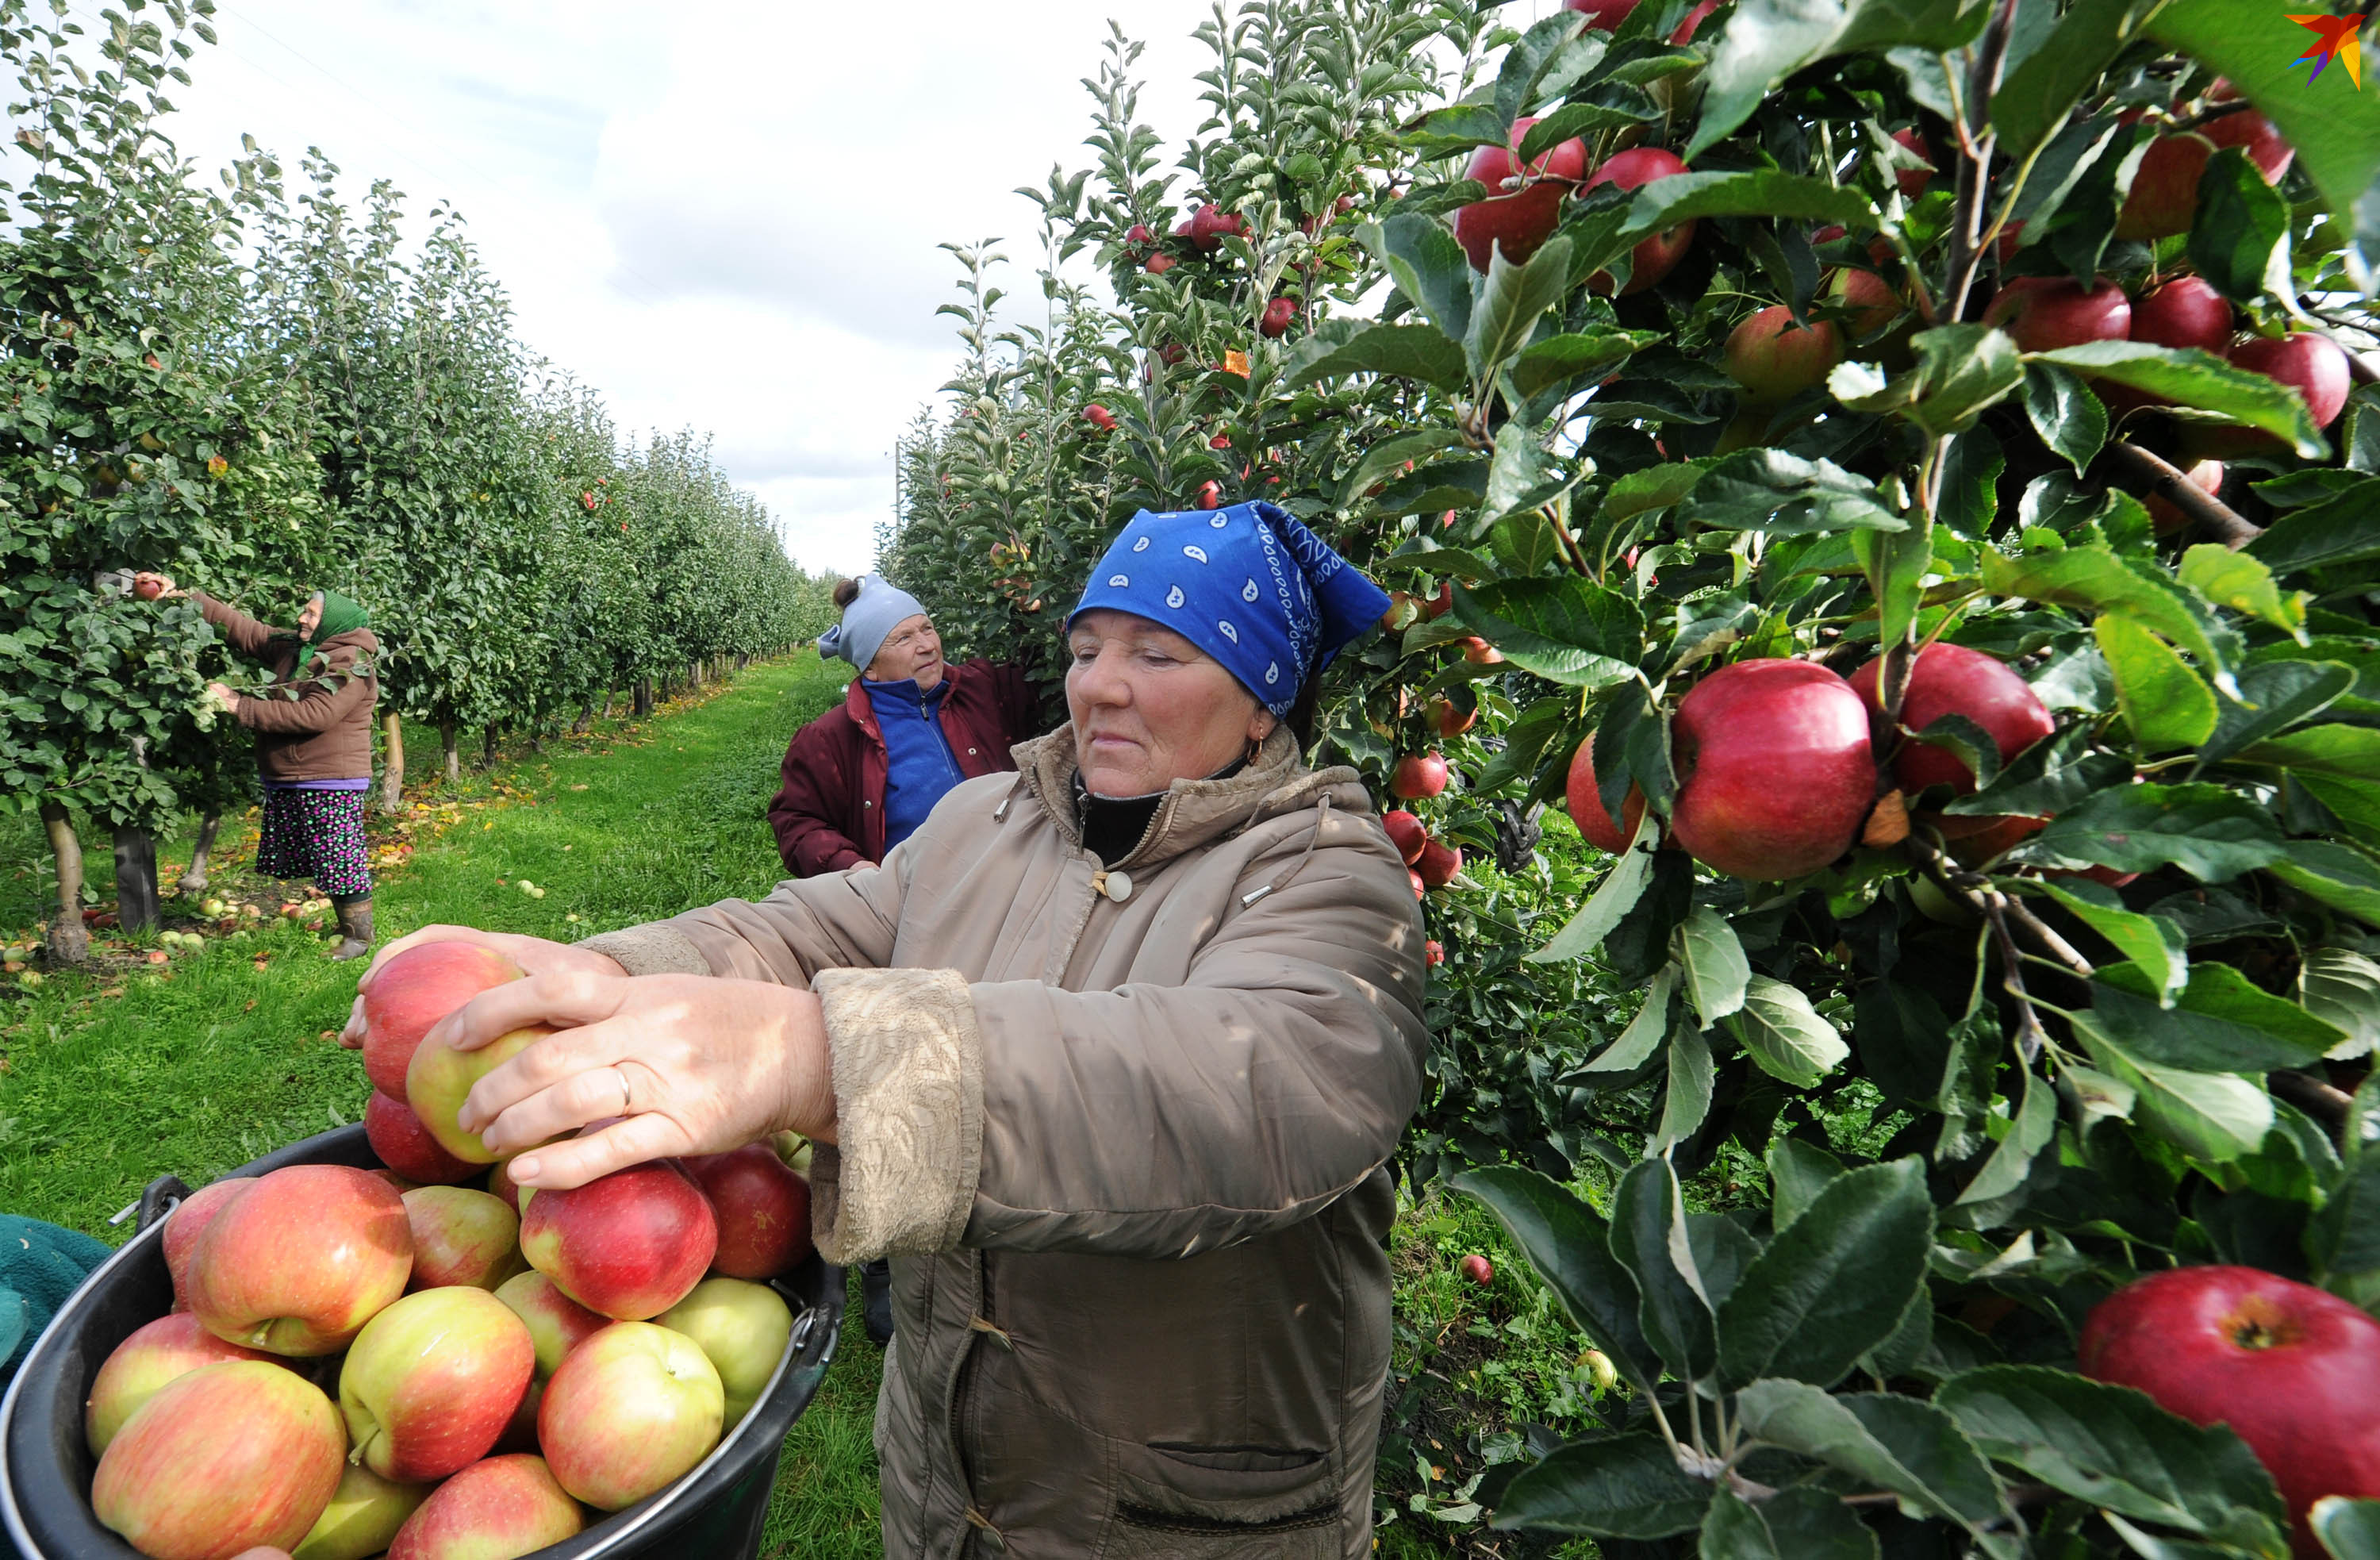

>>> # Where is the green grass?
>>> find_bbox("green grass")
[0,655,883,1554]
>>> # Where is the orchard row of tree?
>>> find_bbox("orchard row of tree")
[0,0,838,959]
[882,0,2380,1551]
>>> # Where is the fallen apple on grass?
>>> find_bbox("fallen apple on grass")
[539,1321,725,1511]
[85,1312,279,1456]
[288,1462,430,1560]
[92,1360,346,1560]
[661,1276,795,1427]
[519,1159,718,1321]
[339,1285,536,1483]
[681,1143,812,1281]
[401,1185,526,1290]
[384,1453,583,1560]
[187,1164,413,1356]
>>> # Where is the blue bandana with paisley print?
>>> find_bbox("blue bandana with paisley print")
[1068,501,1392,717]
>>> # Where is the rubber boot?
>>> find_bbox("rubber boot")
[331,897,374,962]
[862,1258,895,1346]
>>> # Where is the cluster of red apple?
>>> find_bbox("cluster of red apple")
[1560,643,2056,882]
[81,940,816,1560]
[1122,202,1248,279]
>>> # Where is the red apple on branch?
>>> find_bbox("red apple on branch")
[2115,94,2293,241]
[1583,147,1695,295]
[1724,305,1844,405]
[1982,276,2129,354]
[1848,644,2054,797]
[360,940,524,1097]
[386,1454,584,1560]
[2229,332,2351,431]
[1453,117,1587,273]
[1890,127,1934,198]
[1260,296,1299,338]
[2146,457,2225,536]
[2129,275,2232,354]
[188,1164,413,1356]
[681,1142,814,1281]
[1381,809,1429,866]
[2082,1266,2380,1556]
[339,1285,534,1483]
[1669,659,1875,879]
[1391,751,1449,801]
[1565,0,1719,43]
[85,1312,279,1456]
[91,1361,345,1560]
[520,1159,719,1320]
[1826,266,1904,339]
[539,1322,726,1511]
[1564,737,1647,855]
[1415,837,1463,890]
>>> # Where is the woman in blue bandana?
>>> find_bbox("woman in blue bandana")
[351,501,1426,1558]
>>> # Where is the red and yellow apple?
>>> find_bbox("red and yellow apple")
[338,1285,535,1483]
[289,1463,430,1560]
[360,940,524,1097]
[405,1023,559,1166]
[364,1090,478,1187]
[91,1360,345,1560]
[86,1312,278,1456]
[494,1270,607,1380]
[385,1454,583,1560]
[401,1185,526,1291]
[187,1165,413,1356]
[1724,305,1843,405]
[660,1276,796,1427]
[162,1175,256,1312]
[539,1321,726,1511]
[680,1143,813,1281]
[519,1160,718,1321]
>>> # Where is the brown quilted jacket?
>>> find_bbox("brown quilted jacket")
[583,725,1428,1558]
[194,592,378,782]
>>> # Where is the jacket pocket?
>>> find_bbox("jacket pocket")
[1104,1443,1342,1560]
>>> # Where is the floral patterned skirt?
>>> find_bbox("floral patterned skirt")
[255,787,374,901]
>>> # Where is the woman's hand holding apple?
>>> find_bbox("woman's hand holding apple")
[340,927,627,1048]
[422,967,837,1191]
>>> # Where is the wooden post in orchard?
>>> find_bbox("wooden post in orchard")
[379,713,405,815]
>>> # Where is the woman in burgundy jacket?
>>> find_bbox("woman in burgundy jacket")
[769,576,1039,878]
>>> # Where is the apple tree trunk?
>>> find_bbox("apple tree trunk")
[440,721,460,785]
[379,713,405,815]
[182,813,221,893]
[40,802,89,965]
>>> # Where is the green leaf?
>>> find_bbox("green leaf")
[1450,1166,1663,1389]
[2302,949,2380,1062]
[1338,431,1471,509]
[2243,480,2380,574]
[1956,1063,2056,1207]
[2029,878,2187,1005]
[2269,842,2380,928]
[1701,1487,1879,1560]
[2027,343,2328,458]
[2144,1,2380,234]
[1495,11,1591,128]
[1990,0,2166,159]
[1490,1432,1712,1538]
[1980,542,2235,675]
[1717,1159,1933,1389]
[1412,102,1511,154]
[1852,523,1933,655]
[1510,329,1660,401]
[2188,146,2291,304]
[1518,98,1661,162]
[1733,1378,2008,1529]
[2022,362,2109,476]
[1683,449,1906,534]
[1534,811,1660,962]
[2093,962,2344,1072]
[1611,1158,1716,1381]
[1468,236,1574,379]
[2240,726,2380,783]
[2027,782,2286,882]
[1937,1365,2290,1547]
[2095,613,2217,753]
[2201,660,2356,767]
[1946,724,2131,819]
[1587,964,1680,1074]
[1675,905,1750,1025]
[2072,1012,2274,1162]
[1724,975,1850,1088]
[1687,0,1988,160]
[1284,319,1468,392]
[1653,1016,1714,1153]
[1366,213,1475,341]
[1907,713,2006,793]
[1452,578,1641,689]
[1833,325,2025,438]
[1622,170,1880,235]
[2176,545,2305,640]
[1603,461,1708,521]
[2315,1497,2380,1560]
[1767,1137,1847,1231]
[2311,1161,2380,1280]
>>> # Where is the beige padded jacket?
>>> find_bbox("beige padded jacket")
[582,724,1428,1558]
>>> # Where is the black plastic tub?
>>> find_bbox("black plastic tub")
[0,1126,842,1559]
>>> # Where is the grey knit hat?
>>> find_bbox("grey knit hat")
[816,574,930,673]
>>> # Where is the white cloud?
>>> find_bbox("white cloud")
[148,0,1220,577]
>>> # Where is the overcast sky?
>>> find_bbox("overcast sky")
[137,0,1251,577]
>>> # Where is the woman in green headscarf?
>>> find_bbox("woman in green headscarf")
[137,574,383,960]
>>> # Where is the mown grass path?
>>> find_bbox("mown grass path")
[0,655,883,1558]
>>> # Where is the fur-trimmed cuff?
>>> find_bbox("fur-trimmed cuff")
[576,924,712,978]
[808,966,984,1265]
